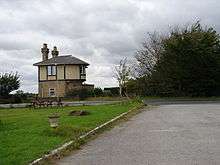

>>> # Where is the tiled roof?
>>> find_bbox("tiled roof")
[33,55,89,66]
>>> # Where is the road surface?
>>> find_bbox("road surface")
[57,103,220,165]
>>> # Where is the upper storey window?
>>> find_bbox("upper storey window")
[80,65,86,75]
[47,66,56,76]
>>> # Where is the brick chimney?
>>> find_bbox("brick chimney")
[41,43,49,61]
[52,46,59,58]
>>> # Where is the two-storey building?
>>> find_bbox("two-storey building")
[33,43,93,98]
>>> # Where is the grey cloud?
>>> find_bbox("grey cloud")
[0,0,220,92]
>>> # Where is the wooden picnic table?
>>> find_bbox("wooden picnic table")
[30,98,63,108]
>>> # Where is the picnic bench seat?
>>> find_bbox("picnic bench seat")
[31,98,63,108]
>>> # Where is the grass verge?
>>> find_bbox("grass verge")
[0,100,143,165]
[42,102,145,165]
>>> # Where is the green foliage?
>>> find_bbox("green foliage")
[0,90,35,104]
[66,88,94,100]
[0,73,20,98]
[132,21,220,97]
[93,87,104,97]
[153,22,220,96]
[14,90,27,100]
[127,76,154,96]
[104,87,120,96]
[0,96,21,104]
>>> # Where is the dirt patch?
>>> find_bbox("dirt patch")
[69,110,90,116]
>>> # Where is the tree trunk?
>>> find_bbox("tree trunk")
[119,85,122,97]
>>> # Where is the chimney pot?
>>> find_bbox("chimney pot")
[52,46,59,58]
[41,43,49,61]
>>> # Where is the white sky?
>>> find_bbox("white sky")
[0,0,220,93]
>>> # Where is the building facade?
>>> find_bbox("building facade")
[33,44,93,98]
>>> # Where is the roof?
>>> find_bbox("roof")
[33,55,89,66]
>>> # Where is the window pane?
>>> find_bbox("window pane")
[80,66,83,74]
[47,66,52,75]
[47,66,56,76]
[52,66,56,75]
[80,66,85,74]
[51,66,53,75]
[49,88,55,96]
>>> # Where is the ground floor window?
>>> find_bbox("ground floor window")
[49,88,56,97]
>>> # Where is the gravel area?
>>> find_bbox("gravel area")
[57,103,220,165]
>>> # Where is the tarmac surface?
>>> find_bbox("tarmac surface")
[57,103,220,165]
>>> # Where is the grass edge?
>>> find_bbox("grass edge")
[30,103,146,165]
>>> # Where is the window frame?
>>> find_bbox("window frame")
[47,65,56,76]
[80,65,86,75]
[49,88,56,97]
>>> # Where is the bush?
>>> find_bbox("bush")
[0,90,36,104]
[103,87,120,96]
[0,95,22,104]
[14,90,27,100]
[66,88,94,100]
[103,90,113,97]
[93,87,104,97]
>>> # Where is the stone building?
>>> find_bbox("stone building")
[33,43,93,98]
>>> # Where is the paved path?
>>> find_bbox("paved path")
[57,104,220,165]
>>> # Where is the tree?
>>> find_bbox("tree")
[0,73,20,98]
[135,32,164,77]
[134,21,220,97]
[114,58,131,97]
[126,76,154,96]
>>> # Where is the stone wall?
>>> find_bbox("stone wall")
[65,80,83,94]
[39,81,66,97]
[38,80,86,98]
[39,66,47,80]
[65,65,80,79]
[38,65,81,81]
[57,65,64,79]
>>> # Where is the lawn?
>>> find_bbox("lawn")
[0,101,141,165]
